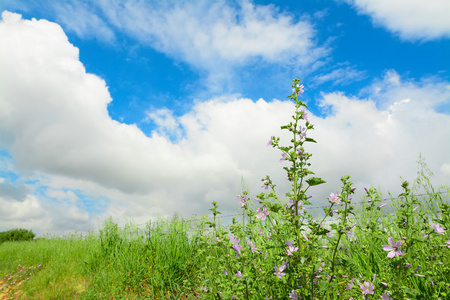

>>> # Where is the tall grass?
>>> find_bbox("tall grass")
[0,215,209,299]
[1,181,448,299]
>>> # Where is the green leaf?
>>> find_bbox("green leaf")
[304,137,317,143]
[306,177,326,187]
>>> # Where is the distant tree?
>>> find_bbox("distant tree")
[0,228,36,244]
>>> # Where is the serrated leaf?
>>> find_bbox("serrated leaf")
[306,177,326,187]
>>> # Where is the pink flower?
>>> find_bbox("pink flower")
[237,194,248,207]
[267,136,273,147]
[382,237,403,258]
[328,192,341,205]
[431,223,445,235]
[381,291,393,300]
[359,281,375,295]
[274,264,286,279]
[286,245,299,256]
[440,241,450,248]
[301,108,308,121]
[256,206,270,220]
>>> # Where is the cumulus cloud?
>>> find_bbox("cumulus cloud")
[346,0,450,41]
[1,11,449,235]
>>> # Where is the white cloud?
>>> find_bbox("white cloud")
[144,108,182,140]
[346,0,450,41]
[53,2,115,44]
[95,0,328,91]
[313,65,367,86]
[1,11,449,235]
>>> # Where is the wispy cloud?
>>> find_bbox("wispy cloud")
[313,65,367,86]
[345,0,450,41]
[86,1,328,93]
[53,2,116,44]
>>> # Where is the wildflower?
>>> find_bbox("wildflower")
[380,203,387,208]
[248,240,259,253]
[232,244,243,255]
[298,125,307,139]
[237,194,248,207]
[292,84,304,94]
[414,265,421,272]
[230,234,240,245]
[300,108,308,122]
[414,274,425,277]
[413,206,419,211]
[259,228,267,238]
[267,136,273,147]
[287,245,299,256]
[328,192,341,204]
[431,223,445,235]
[223,269,227,276]
[302,233,309,241]
[405,263,411,269]
[236,271,243,278]
[289,290,299,300]
[382,237,403,258]
[280,153,287,162]
[261,176,271,189]
[381,291,393,300]
[256,206,270,220]
[298,84,305,93]
[440,241,450,248]
[286,240,294,247]
[274,264,286,279]
[359,281,375,296]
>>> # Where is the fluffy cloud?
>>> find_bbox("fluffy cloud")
[1,11,449,236]
[346,0,450,41]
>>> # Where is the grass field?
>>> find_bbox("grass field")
[1,180,449,299]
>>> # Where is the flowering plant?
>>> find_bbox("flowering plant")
[192,79,450,299]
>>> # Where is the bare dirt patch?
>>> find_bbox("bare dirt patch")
[0,279,23,300]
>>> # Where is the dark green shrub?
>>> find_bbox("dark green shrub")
[0,228,36,244]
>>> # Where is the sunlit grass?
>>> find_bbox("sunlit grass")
[1,182,448,299]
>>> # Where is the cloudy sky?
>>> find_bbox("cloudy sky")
[1,0,449,236]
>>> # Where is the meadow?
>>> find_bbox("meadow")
[1,79,449,299]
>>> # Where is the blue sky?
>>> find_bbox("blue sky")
[1,0,449,235]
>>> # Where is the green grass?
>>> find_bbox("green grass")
[0,216,208,299]
[1,186,449,299]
